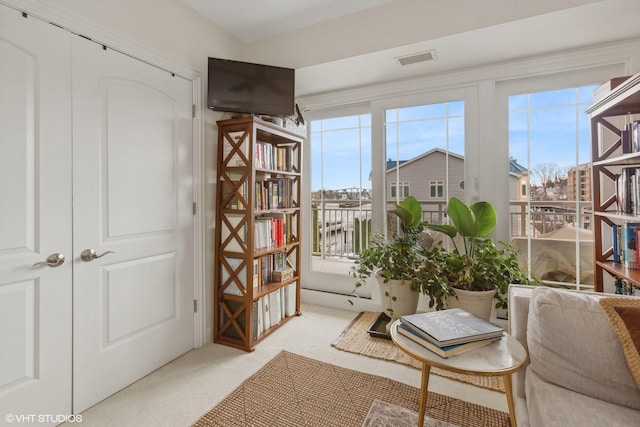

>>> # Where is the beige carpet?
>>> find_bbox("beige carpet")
[332,311,505,393]
[192,350,510,427]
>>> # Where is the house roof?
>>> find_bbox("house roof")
[386,148,464,172]
[385,159,408,170]
[383,151,528,179]
[509,159,528,175]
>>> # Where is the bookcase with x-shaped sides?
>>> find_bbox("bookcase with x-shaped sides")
[588,72,640,294]
[214,116,303,351]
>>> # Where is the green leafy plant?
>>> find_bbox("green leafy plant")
[423,197,497,259]
[349,196,453,315]
[422,197,538,309]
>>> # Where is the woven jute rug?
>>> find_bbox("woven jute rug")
[192,350,509,427]
[332,311,505,393]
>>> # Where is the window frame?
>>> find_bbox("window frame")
[429,180,445,199]
[495,66,624,290]
[391,180,410,198]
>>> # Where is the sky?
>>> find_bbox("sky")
[310,85,598,191]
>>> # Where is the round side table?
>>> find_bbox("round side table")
[390,319,527,427]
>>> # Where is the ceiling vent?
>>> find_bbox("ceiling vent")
[396,50,437,66]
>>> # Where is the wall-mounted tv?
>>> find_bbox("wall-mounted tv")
[207,57,295,117]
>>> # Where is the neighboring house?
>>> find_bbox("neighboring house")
[509,158,530,202]
[509,158,530,237]
[385,149,465,202]
[386,149,528,203]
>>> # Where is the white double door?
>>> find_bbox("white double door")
[0,7,194,420]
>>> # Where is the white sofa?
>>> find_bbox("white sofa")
[508,285,640,426]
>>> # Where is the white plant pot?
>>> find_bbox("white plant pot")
[495,307,509,320]
[446,288,497,320]
[375,273,420,321]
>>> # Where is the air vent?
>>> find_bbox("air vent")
[396,50,437,66]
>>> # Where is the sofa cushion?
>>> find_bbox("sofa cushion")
[527,287,640,410]
[525,367,640,427]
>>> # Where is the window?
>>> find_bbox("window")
[507,84,597,289]
[391,181,410,198]
[429,181,444,198]
[303,87,478,297]
[309,114,371,261]
[385,101,465,229]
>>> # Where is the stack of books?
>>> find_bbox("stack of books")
[398,308,504,358]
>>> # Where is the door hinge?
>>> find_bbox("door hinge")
[192,104,196,118]
[193,299,198,313]
[193,202,196,215]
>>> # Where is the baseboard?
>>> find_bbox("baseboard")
[301,288,379,313]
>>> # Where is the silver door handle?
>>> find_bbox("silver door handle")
[80,249,115,262]
[33,253,65,268]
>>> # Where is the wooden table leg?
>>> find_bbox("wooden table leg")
[503,374,517,427]
[418,363,431,427]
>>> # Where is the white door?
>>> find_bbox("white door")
[71,36,195,412]
[0,8,73,421]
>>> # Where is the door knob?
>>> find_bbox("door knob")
[33,253,65,268]
[80,249,115,262]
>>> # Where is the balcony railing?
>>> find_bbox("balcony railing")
[311,199,594,287]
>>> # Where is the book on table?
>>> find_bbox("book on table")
[399,308,504,347]
[397,323,500,358]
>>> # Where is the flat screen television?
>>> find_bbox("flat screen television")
[207,57,295,117]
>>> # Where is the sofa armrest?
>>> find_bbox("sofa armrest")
[508,284,533,400]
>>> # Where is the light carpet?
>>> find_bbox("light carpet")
[332,311,505,393]
[192,350,509,427]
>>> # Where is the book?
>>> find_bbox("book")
[622,223,640,269]
[400,308,504,347]
[252,300,260,341]
[397,323,500,358]
[633,120,640,153]
[613,224,620,263]
[284,281,297,316]
[616,168,633,214]
[262,296,271,330]
[253,258,260,289]
[268,290,281,326]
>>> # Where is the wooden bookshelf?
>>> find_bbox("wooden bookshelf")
[214,116,304,351]
[587,72,640,292]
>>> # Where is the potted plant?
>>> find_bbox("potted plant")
[419,197,537,319]
[349,196,452,319]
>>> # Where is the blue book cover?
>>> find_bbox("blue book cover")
[622,223,640,269]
